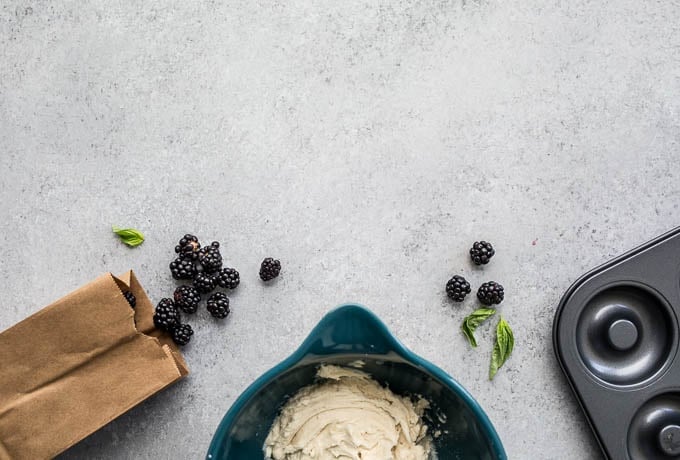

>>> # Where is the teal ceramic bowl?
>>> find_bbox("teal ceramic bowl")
[206,304,506,460]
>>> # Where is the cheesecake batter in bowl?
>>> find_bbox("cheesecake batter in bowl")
[264,365,432,460]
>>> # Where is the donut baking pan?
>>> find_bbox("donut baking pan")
[553,227,680,459]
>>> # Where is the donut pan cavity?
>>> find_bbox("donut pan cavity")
[554,227,680,460]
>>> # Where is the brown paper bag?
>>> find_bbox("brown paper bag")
[0,271,189,460]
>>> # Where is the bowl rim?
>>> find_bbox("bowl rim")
[206,303,507,459]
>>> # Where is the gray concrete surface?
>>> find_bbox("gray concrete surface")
[1,0,679,458]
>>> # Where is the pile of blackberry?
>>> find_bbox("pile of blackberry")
[155,234,283,346]
[154,233,282,346]
[446,241,504,306]
[158,234,241,346]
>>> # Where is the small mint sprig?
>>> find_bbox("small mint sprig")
[112,226,145,247]
[461,308,496,348]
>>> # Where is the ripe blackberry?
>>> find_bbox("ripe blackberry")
[446,275,471,302]
[193,271,216,294]
[470,241,495,265]
[123,290,136,308]
[198,241,223,272]
[173,285,201,314]
[259,257,281,281]
[477,281,504,306]
[215,267,240,289]
[207,292,230,319]
[171,324,194,346]
[175,234,201,260]
[170,257,197,280]
[153,298,180,331]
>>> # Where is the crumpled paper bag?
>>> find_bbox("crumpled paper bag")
[0,271,188,459]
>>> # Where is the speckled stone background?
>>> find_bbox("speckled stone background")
[1,0,679,458]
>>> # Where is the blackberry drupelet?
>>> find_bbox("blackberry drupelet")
[193,272,216,294]
[470,241,495,265]
[215,267,240,289]
[207,292,230,319]
[198,241,223,272]
[170,257,197,280]
[259,257,281,281]
[477,281,504,306]
[153,298,180,331]
[446,275,471,302]
[173,285,201,314]
[123,290,136,308]
[175,234,201,260]
[171,324,194,346]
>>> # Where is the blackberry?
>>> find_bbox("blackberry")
[215,267,240,289]
[170,324,194,346]
[193,271,216,294]
[170,257,197,280]
[477,281,504,306]
[175,234,201,260]
[259,257,281,281]
[470,241,495,265]
[207,292,230,319]
[198,241,223,272]
[173,285,201,314]
[446,275,471,302]
[123,290,136,308]
[153,298,180,331]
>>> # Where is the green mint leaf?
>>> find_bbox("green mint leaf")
[490,316,515,380]
[461,308,496,348]
[112,226,145,247]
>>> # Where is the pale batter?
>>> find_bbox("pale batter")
[264,365,432,460]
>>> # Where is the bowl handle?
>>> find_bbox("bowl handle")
[294,304,406,357]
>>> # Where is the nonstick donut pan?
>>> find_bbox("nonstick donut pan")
[553,227,680,460]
